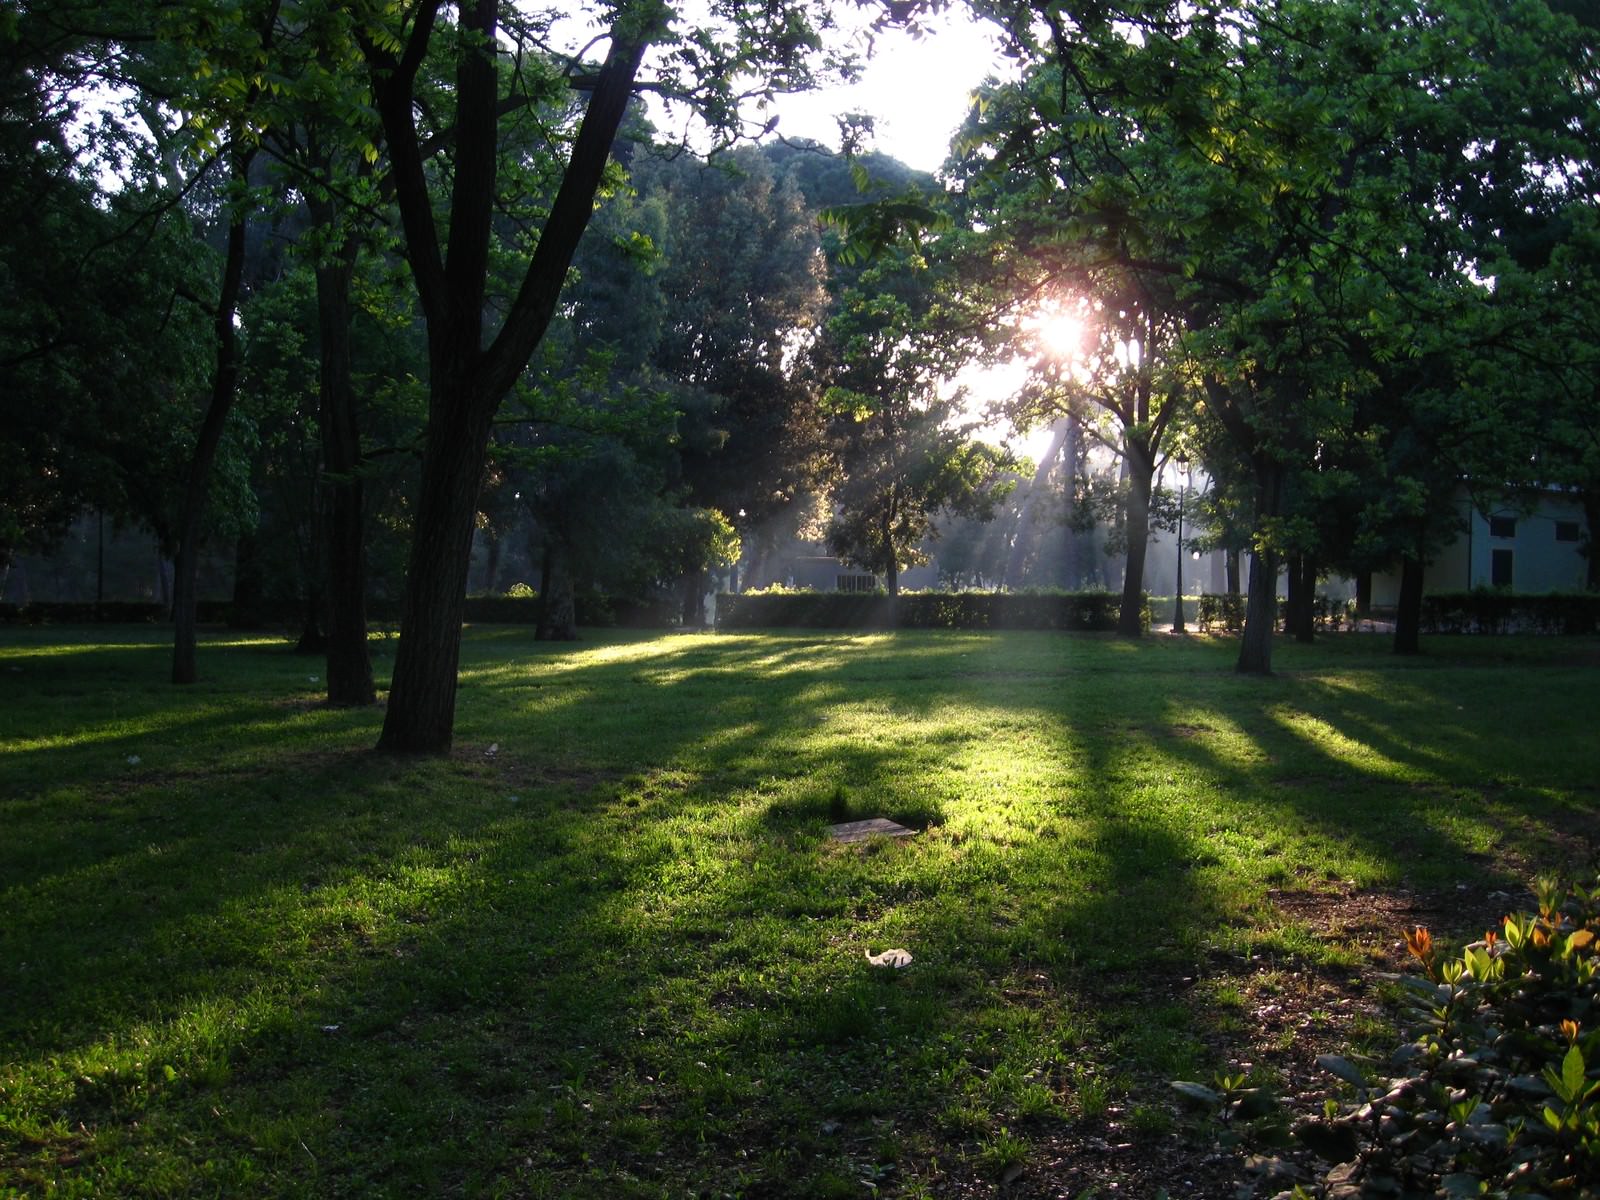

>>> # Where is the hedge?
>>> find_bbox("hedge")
[1420,590,1600,635]
[0,601,235,625]
[461,594,677,628]
[714,590,1147,632]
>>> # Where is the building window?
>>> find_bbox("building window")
[836,574,878,594]
[1491,549,1513,588]
[1488,515,1516,539]
[1556,521,1581,543]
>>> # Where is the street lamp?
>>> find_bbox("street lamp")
[1173,453,1190,634]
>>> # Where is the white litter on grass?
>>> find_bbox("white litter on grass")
[484,743,499,758]
[865,948,913,969]
[308,675,319,683]
[126,754,141,765]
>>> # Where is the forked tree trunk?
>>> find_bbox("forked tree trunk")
[314,241,376,706]
[1394,555,1425,655]
[368,9,649,752]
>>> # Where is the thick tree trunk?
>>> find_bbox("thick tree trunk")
[1116,452,1153,637]
[536,544,577,641]
[1355,570,1372,617]
[1237,549,1280,674]
[1394,555,1425,655]
[376,397,495,752]
[1226,548,1241,596]
[172,155,252,685]
[314,244,376,706]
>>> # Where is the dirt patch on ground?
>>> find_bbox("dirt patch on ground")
[927,879,1538,1199]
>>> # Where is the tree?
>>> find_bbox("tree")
[818,258,1014,596]
[356,0,851,752]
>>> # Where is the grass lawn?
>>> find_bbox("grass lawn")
[2,625,1597,1197]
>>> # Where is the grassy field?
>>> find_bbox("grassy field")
[2,625,1597,1197]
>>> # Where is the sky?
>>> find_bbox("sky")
[769,10,1013,174]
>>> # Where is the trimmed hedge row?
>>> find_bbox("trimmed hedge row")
[714,590,1147,632]
[461,594,677,628]
[1420,590,1600,634]
[0,601,237,625]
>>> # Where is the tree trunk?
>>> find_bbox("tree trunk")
[1584,490,1599,591]
[1285,555,1315,643]
[1394,555,1424,655]
[481,533,502,596]
[172,153,253,685]
[376,396,496,752]
[295,586,327,653]
[1355,570,1372,617]
[681,568,705,627]
[536,543,577,641]
[1226,548,1241,596]
[314,241,376,706]
[1116,450,1153,637]
[1237,548,1279,674]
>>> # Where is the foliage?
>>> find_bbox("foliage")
[1290,877,1600,1198]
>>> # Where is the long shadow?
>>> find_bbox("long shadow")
[7,626,1594,1194]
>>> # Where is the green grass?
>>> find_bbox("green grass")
[2,625,1597,1196]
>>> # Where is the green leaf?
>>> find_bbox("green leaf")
[1316,1054,1367,1088]
[1170,1081,1222,1108]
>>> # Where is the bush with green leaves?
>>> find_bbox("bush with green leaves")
[1289,877,1600,1197]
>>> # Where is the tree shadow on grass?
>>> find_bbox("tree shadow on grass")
[6,626,1597,1195]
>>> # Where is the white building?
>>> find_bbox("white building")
[1371,487,1590,605]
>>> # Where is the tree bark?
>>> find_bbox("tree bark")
[1394,555,1424,655]
[1355,570,1372,617]
[314,236,376,705]
[1226,548,1241,596]
[172,153,252,685]
[1116,447,1153,637]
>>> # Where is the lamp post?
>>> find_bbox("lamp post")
[1173,454,1189,634]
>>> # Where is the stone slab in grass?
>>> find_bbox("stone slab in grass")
[828,817,916,843]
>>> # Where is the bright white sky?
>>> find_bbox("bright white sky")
[770,10,1011,174]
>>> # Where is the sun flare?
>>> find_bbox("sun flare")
[1026,302,1090,359]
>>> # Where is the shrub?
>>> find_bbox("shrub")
[1197,593,1247,633]
[1290,876,1600,1197]
[713,590,1147,632]
[1421,591,1600,635]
